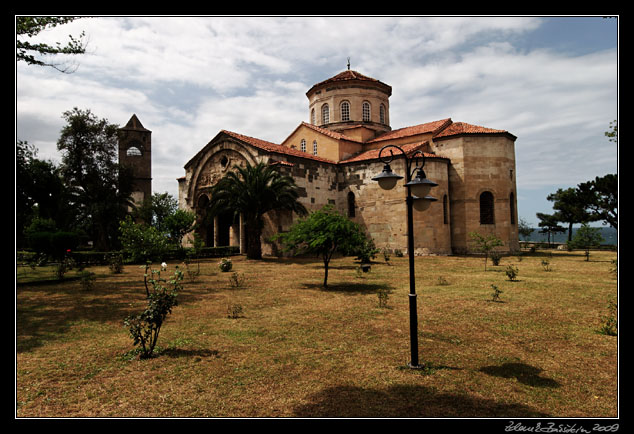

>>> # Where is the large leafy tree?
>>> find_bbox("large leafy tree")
[207,162,307,259]
[547,187,592,242]
[273,205,369,288]
[16,141,74,247]
[57,108,134,250]
[577,174,617,229]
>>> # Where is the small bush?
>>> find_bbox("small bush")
[108,253,124,274]
[541,259,552,272]
[227,304,244,319]
[229,272,246,288]
[219,258,233,272]
[490,284,503,302]
[490,251,502,266]
[377,288,390,308]
[437,276,450,286]
[124,266,184,359]
[79,271,96,290]
[505,264,519,281]
[598,300,617,336]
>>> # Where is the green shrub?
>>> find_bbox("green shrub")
[124,266,183,359]
[505,264,519,281]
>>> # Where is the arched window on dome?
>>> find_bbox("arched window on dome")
[341,101,350,122]
[380,104,386,124]
[362,101,371,122]
[311,108,315,125]
[127,146,142,156]
[480,191,495,225]
[322,104,330,124]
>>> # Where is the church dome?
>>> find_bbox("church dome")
[306,69,392,135]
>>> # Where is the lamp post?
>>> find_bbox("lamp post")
[371,145,437,368]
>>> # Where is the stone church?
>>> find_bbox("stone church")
[123,68,520,256]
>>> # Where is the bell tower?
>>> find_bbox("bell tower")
[118,114,152,210]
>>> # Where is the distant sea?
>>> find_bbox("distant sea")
[523,226,618,246]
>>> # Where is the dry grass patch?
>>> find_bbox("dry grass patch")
[16,250,617,417]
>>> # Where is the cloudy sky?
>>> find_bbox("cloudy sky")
[16,16,618,226]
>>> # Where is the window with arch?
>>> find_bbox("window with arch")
[509,192,516,225]
[443,194,449,224]
[347,191,356,218]
[341,101,350,121]
[313,140,318,155]
[362,101,371,122]
[480,191,495,225]
[311,109,315,125]
[380,104,386,124]
[300,139,306,153]
[126,146,142,156]
[321,104,330,124]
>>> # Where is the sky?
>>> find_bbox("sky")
[15,16,618,227]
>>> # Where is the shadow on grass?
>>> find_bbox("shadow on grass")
[294,383,550,417]
[16,275,208,353]
[301,282,393,294]
[479,362,561,388]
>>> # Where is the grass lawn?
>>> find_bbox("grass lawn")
[16,249,618,418]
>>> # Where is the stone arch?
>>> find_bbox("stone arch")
[187,138,259,204]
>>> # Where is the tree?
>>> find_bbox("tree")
[16,141,74,247]
[207,162,307,259]
[16,16,87,73]
[468,232,503,271]
[570,223,604,261]
[272,205,369,288]
[577,174,617,229]
[547,187,592,242]
[517,217,534,242]
[536,212,566,247]
[605,120,617,143]
[133,192,179,231]
[57,108,134,250]
[164,209,196,246]
[118,216,170,263]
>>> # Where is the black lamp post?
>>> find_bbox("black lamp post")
[371,145,437,368]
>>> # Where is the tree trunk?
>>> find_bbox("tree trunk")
[246,224,262,260]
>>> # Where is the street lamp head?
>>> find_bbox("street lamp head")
[405,168,438,198]
[412,195,438,212]
[372,163,403,190]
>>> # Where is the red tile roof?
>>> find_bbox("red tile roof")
[221,130,337,164]
[434,121,514,139]
[340,141,448,164]
[306,70,392,96]
[368,118,452,143]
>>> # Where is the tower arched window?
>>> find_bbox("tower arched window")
[341,101,350,121]
[362,101,371,122]
[322,104,330,124]
[300,139,306,153]
[443,194,449,224]
[311,109,315,125]
[510,192,516,225]
[347,192,356,218]
[480,191,495,225]
[127,146,142,156]
[380,104,386,124]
